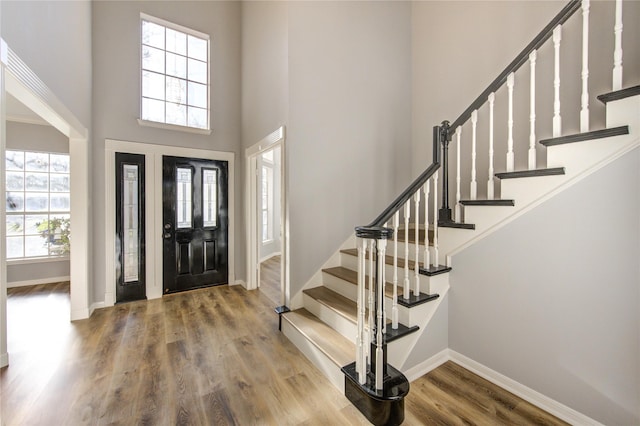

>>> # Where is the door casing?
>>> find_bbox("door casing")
[105,139,236,305]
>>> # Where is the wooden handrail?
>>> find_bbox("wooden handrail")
[449,0,582,132]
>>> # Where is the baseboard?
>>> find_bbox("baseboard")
[7,276,71,288]
[89,301,105,317]
[0,351,8,368]
[233,279,247,288]
[70,307,90,321]
[449,350,604,426]
[404,348,450,382]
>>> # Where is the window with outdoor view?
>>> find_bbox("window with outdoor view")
[5,150,71,259]
[140,14,210,130]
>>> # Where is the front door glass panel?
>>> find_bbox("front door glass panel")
[176,167,192,229]
[123,164,139,282]
[202,168,217,227]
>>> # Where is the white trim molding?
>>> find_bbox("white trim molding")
[104,139,236,306]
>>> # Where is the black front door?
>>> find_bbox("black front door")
[115,152,146,303]
[162,156,228,293]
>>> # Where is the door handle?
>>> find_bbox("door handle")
[164,232,171,239]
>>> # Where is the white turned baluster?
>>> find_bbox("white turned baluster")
[423,181,430,270]
[612,0,623,90]
[528,50,537,170]
[413,191,421,297]
[356,238,367,384]
[375,238,387,391]
[432,174,439,266]
[367,239,374,365]
[553,25,562,137]
[470,110,478,200]
[506,73,515,173]
[581,0,590,132]
[403,201,410,300]
[488,92,496,200]
[391,212,399,330]
[455,128,461,221]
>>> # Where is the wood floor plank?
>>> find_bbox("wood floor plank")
[2,282,568,426]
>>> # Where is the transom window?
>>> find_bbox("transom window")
[140,14,210,130]
[5,150,71,259]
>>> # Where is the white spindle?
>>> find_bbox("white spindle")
[403,201,410,300]
[553,25,562,137]
[356,238,366,384]
[506,74,515,173]
[391,212,399,330]
[432,174,439,267]
[528,50,537,170]
[612,0,623,90]
[423,181,430,270]
[375,238,387,391]
[580,0,590,132]
[413,191,421,297]
[455,128,461,221]
[488,92,496,200]
[367,239,374,365]
[470,110,478,200]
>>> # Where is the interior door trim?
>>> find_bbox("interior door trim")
[104,139,236,305]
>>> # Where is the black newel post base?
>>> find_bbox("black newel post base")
[274,305,290,331]
[342,362,410,426]
[438,207,453,224]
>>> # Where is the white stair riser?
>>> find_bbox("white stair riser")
[547,133,637,171]
[303,292,356,342]
[340,253,438,295]
[462,205,515,231]
[606,96,640,130]
[499,174,565,204]
[281,319,345,392]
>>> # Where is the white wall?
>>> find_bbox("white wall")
[5,122,70,285]
[287,1,413,298]
[449,148,640,425]
[91,1,242,301]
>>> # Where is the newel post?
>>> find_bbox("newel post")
[438,121,453,224]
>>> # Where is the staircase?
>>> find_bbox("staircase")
[278,1,639,424]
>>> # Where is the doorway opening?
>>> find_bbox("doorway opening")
[246,127,289,309]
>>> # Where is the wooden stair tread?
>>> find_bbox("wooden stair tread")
[341,248,419,271]
[304,286,358,323]
[495,167,565,179]
[282,308,354,367]
[459,199,515,206]
[539,126,629,147]
[323,266,395,299]
[597,85,640,104]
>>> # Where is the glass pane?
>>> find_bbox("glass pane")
[6,172,24,191]
[7,236,23,259]
[166,76,186,104]
[263,150,274,163]
[50,174,70,192]
[262,210,268,241]
[142,20,165,49]
[25,215,48,235]
[187,58,207,84]
[188,35,207,62]
[142,71,165,100]
[6,215,23,236]
[166,103,187,126]
[142,98,165,122]
[6,151,24,171]
[50,154,70,173]
[166,28,186,55]
[176,167,192,229]
[25,152,49,172]
[202,169,217,227]
[123,165,139,282]
[25,172,49,192]
[142,45,165,74]
[187,81,207,108]
[187,106,207,129]
[48,214,70,256]
[166,52,187,79]
[6,192,24,212]
[25,235,48,257]
[25,193,48,212]
[50,193,70,212]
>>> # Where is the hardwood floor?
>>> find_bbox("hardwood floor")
[259,255,281,306]
[1,282,567,425]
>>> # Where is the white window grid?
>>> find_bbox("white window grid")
[140,13,210,130]
[5,150,71,260]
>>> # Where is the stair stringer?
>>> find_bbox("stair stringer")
[290,233,356,309]
[441,95,639,260]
